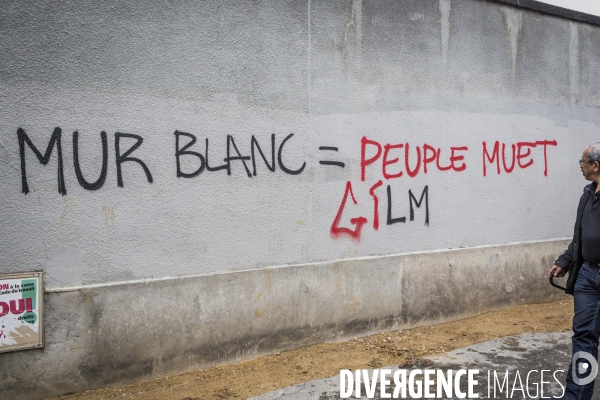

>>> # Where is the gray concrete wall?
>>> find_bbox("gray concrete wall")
[0,0,598,397]
[2,240,569,399]
[0,0,598,289]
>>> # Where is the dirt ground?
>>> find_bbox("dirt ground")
[51,299,574,400]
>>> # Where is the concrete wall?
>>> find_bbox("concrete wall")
[0,0,598,398]
[1,241,570,399]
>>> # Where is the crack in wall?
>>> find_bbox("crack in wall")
[569,22,580,105]
[501,6,523,88]
[439,0,451,66]
[343,0,363,63]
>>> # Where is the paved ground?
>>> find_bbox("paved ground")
[251,332,600,400]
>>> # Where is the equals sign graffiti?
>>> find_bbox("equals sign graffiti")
[318,146,345,168]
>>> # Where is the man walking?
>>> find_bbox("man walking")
[548,143,600,400]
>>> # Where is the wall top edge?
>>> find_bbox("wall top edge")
[489,0,600,26]
[44,238,570,294]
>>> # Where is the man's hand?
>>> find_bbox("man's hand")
[547,264,565,279]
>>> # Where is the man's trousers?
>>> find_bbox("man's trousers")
[566,261,600,400]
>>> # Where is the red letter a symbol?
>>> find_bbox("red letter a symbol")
[330,181,368,241]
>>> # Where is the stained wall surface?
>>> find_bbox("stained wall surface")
[0,0,598,398]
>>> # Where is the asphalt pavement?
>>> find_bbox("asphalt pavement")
[250,332,600,400]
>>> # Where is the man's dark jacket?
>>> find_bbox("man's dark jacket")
[555,183,595,295]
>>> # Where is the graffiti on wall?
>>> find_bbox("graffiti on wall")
[16,128,557,241]
[333,137,558,241]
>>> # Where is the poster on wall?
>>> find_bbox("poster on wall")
[0,272,43,353]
